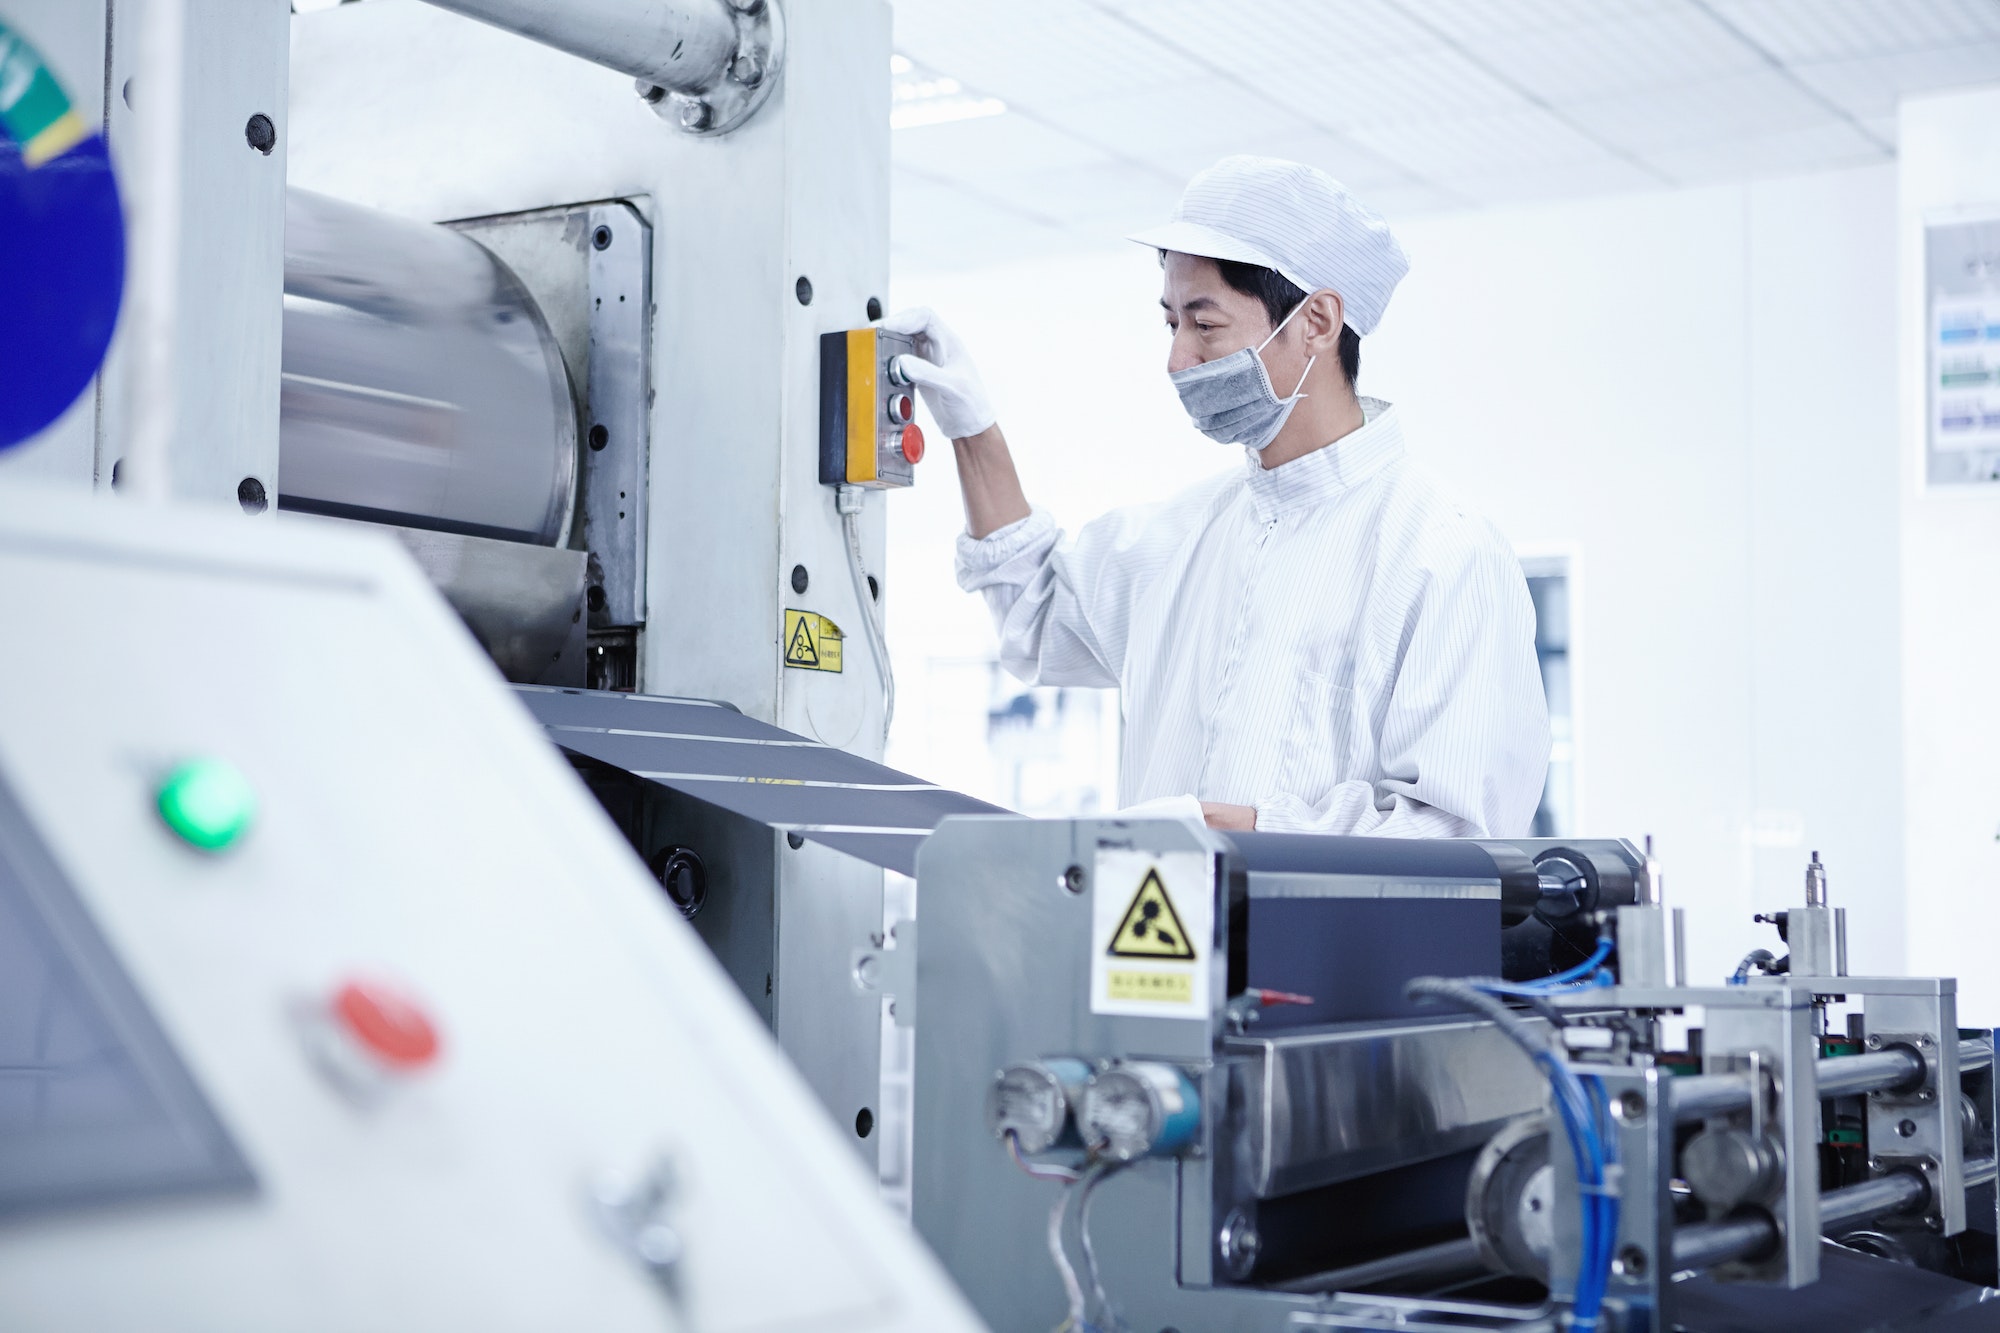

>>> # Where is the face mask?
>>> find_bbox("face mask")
[1169,300,1316,450]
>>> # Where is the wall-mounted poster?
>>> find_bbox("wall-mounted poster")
[1927,213,2000,487]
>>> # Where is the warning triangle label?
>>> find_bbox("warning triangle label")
[785,614,818,667]
[1106,867,1195,959]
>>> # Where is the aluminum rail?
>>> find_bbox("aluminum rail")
[1671,1038,1992,1124]
[1670,1170,1935,1271]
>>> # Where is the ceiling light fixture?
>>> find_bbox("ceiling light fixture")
[890,52,1006,130]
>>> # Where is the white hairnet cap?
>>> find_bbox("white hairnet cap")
[1128,155,1410,336]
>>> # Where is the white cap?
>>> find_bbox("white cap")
[1128,155,1409,336]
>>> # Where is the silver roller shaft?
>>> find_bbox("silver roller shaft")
[1670,1170,1935,1272]
[279,189,578,546]
[1671,1038,1990,1124]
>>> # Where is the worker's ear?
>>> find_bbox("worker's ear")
[1299,289,1345,353]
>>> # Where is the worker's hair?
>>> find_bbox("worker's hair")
[1213,257,1362,388]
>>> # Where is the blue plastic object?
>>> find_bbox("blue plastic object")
[0,22,125,450]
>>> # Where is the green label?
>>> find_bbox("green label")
[0,23,89,166]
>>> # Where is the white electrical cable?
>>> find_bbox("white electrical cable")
[1047,1188,1087,1332]
[1076,1164,1124,1333]
[837,487,895,738]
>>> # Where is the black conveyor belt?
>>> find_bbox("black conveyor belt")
[515,686,1006,875]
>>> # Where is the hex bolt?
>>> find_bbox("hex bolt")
[730,50,765,86]
[728,0,766,13]
[678,99,713,131]
[638,82,667,104]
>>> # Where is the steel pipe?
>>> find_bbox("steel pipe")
[1671,1212,1778,1271]
[1815,1047,1926,1100]
[1819,1171,1930,1231]
[1670,1172,1932,1272]
[1272,1236,1487,1295]
[1670,1040,1985,1125]
[1670,1072,1757,1123]
[418,0,740,92]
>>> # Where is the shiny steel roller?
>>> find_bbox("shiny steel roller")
[278,189,578,545]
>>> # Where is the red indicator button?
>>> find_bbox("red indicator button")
[888,394,914,425]
[332,980,440,1069]
[900,424,925,464]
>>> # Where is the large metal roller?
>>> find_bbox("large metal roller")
[278,189,578,546]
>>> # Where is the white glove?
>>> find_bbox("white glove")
[880,306,996,440]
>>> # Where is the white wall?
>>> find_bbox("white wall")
[1898,88,2000,1021]
[889,161,1904,989]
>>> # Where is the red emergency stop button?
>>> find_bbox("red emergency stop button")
[888,393,914,425]
[900,424,925,464]
[332,979,440,1069]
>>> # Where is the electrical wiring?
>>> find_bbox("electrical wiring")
[1407,976,1618,1332]
[1528,936,1614,989]
[836,487,894,738]
[1076,1162,1127,1333]
[1047,1188,1087,1333]
[1006,1129,1082,1183]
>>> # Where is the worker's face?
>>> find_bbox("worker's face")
[1159,252,1295,381]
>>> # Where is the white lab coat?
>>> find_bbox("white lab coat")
[955,400,1551,837]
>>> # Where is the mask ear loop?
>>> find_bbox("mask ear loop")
[1255,299,1316,402]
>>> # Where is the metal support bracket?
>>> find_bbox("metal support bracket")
[854,917,916,1028]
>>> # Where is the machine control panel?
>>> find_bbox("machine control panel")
[820,325,924,489]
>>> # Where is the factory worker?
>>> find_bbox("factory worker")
[886,156,1550,837]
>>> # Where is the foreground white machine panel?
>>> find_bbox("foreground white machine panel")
[0,491,983,1333]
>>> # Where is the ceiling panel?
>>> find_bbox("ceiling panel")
[1104,0,1446,62]
[1573,70,1843,155]
[1464,10,1768,102]
[1350,106,1631,177]
[1396,0,1679,39]
[1640,117,1886,182]
[886,0,2000,273]
[1139,128,1416,192]
[1259,46,1539,127]
[1706,0,2000,64]
[1788,41,2000,119]
[892,111,1117,178]
[891,0,1205,105]
[1444,153,1668,206]
[980,161,1186,231]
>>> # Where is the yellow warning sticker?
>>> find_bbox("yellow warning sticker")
[783,609,843,673]
[1106,868,1195,959]
[1106,970,1194,1003]
[1090,848,1213,1019]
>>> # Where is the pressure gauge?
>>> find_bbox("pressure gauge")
[1078,1062,1201,1162]
[988,1058,1091,1154]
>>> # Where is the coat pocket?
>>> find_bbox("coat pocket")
[1275,669,1354,807]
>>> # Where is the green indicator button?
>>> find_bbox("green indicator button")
[157,758,256,851]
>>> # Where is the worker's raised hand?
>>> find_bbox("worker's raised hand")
[881,307,996,441]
